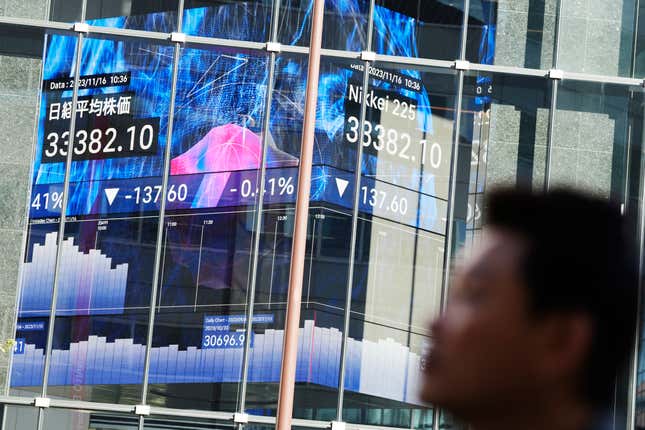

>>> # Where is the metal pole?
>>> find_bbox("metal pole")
[275,1,325,429]
[36,31,85,430]
[81,0,87,21]
[435,2,471,428]
[459,0,471,62]
[544,0,564,192]
[626,100,645,430]
[137,40,181,430]
[137,3,184,429]
[237,0,282,415]
[544,80,559,191]
[335,0,376,419]
[439,71,465,318]
[552,0,564,70]
[629,0,641,79]
[440,0,471,319]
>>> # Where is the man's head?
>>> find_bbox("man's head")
[421,188,638,419]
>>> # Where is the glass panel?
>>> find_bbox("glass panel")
[279,0,369,50]
[0,27,44,392]
[42,408,138,430]
[373,0,466,61]
[289,55,406,421]
[638,299,645,422]
[243,53,307,417]
[635,98,645,430]
[634,1,645,76]
[463,73,552,187]
[144,415,233,430]
[337,64,456,426]
[49,0,84,22]
[467,0,556,68]
[146,45,269,412]
[343,218,442,427]
[359,63,456,203]
[85,0,180,31]
[183,0,273,41]
[558,0,638,77]
[40,35,174,404]
[550,81,639,200]
[2,405,38,430]
[1,0,82,21]
[242,208,294,417]
[150,416,274,430]
[439,412,469,430]
[292,208,352,421]
[459,72,551,249]
[9,32,77,398]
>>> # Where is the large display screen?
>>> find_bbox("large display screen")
[11,0,496,413]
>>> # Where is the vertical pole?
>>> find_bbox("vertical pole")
[275,1,325,429]
[335,0,376,420]
[441,0,470,306]
[237,0,281,415]
[629,0,641,79]
[552,0,564,70]
[459,0,471,61]
[436,1,471,429]
[137,3,184,429]
[440,72,465,310]
[626,101,645,430]
[137,38,181,430]
[80,0,87,21]
[544,0,564,192]
[543,80,559,192]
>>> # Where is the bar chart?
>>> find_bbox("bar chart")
[11,319,424,405]
[19,232,129,316]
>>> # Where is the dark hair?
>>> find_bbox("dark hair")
[486,187,639,407]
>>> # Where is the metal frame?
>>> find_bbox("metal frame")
[238,0,281,419]
[2,0,645,429]
[35,27,86,430]
[335,0,376,421]
[0,16,644,87]
[544,0,564,192]
[136,2,186,429]
[434,2,471,429]
[627,101,645,430]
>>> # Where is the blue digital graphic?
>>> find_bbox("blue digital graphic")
[29,166,446,235]
[16,322,45,332]
[14,0,497,407]
[31,2,441,218]
[12,320,424,405]
[14,339,26,355]
[18,231,128,317]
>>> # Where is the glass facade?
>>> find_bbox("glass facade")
[0,1,644,430]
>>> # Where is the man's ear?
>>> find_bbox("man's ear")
[537,313,593,381]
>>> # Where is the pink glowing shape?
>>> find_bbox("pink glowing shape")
[170,123,298,209]
[171,123,263,175]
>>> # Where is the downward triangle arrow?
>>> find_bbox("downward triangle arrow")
[335,178,349,198]
[104,188,119,206]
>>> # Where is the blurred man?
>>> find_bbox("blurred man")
[422,189,639,430]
